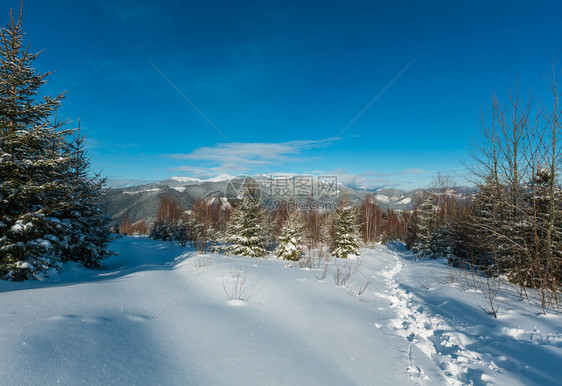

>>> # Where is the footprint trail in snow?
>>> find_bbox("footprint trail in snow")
[378,250,500,385]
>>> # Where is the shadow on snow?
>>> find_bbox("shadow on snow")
[0,236,196,293]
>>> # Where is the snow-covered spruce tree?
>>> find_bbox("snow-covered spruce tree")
[173,217,190,247]
[58,130,112,268]
[409,195,437,258]
[331,196,361,259]
[187,215,207,252]
[456,174,507,268]
[206,226,222,253]
[149,219,166,240]
[225,183,267,257]
[0,9,110,279]
[275,211,307,261]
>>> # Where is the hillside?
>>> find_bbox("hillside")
[1,237,560,384]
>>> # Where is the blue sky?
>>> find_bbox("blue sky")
[10,0,562,189]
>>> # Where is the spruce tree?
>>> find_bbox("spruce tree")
[275,211,307,261]
[59,130,112,268]
[225,183,267,257]
[149,219,169,240]
[188,215,207,252]
[461,175,506,268]
[332,196,361,259]
[410,195,437,258]
[0,8,111,279]
[173,218,190,247]
[209,226,227,254]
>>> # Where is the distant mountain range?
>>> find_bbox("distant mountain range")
[100,175,443,225]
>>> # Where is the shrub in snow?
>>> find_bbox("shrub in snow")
[222,266,260,301]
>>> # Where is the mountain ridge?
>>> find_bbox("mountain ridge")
[101,175,460,225]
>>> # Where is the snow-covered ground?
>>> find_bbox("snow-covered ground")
[1,237,561,385]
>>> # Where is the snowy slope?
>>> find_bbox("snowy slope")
[0,238,560,385]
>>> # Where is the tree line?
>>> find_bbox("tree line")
[141,184,411,261]
[406,72,562,310]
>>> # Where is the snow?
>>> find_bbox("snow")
[219,196,232,209]
[397,196,412,205]
[206,173,235,182]
[374,194,391,203]
[170,176,203,183]
[0,237,561,385]
[122,188,160,195]
[374,194,412,205]
[34,239,52,249]
[170,174,235,184]
[171,186,186,192]
[9,220,32,233]
[15,261,32,269]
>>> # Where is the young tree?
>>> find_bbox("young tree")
[225,183,267,257]
[149,219,171,241]
[275,210,307,261]
[173,217,190,247]
[187,214,206,252]
[331,195,361,259]
[59,130,112,267]
[409,195,437,258]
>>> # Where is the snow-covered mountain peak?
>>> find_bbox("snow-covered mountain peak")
[170,174,236,184]
[170,176,203,183]
[206,173,235,182]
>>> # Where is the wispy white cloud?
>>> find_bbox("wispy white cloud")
[167,138,335,162]
[307,168,395,190]
[164,139,449,190]
[165,138,338,177]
